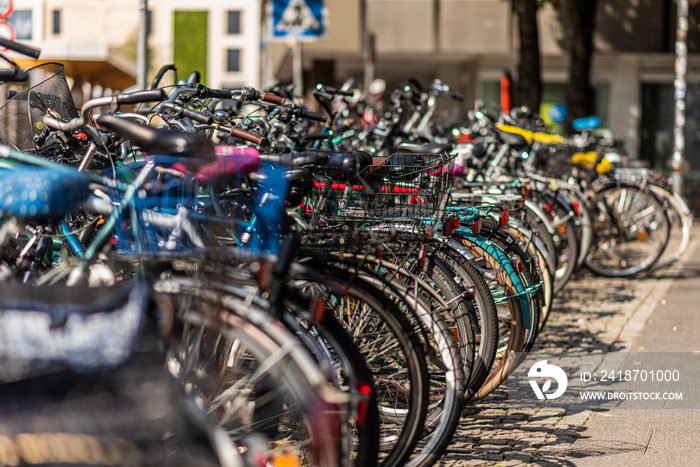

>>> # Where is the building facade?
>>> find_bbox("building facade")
[2,0,697,172]
[5,0,262,93]
[285,0,699,172]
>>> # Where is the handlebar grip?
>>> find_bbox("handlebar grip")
[114,89,166,105]
[299,108,328,123]
[230,127,269,146]
[181,107,214,125]
[313,90,335,101]
[0,38,41,59]
[203,88,234,99]
[261,92,285,105]
[450,90,465,102]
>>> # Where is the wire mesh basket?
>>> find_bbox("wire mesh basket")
[0,62,79,150]
[311,152,455,230]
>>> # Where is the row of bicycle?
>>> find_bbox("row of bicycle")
[0,39,692,467]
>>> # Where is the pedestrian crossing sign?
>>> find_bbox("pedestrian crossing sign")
[272,0,326,40]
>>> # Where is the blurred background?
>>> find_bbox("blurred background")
[4,0,700,180]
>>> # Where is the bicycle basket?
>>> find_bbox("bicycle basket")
[0,62,79,150]
[311,152,455,229]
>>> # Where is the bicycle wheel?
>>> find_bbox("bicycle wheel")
[157,278,346,467]
[585,182,671,277]
[301,260,430,467]
[341,256,467,467]
[649,184,693,270]
[532,189,580,294]
[479,222,542,352]
[451,233,528,403]
[430,238,499,401]
[280,298,380,467]
[500,217,555,330]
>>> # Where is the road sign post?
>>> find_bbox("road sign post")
[270,0,326,98]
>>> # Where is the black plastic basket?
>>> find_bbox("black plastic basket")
[0,62,79,150]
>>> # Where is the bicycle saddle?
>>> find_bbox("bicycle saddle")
[492,126,530,149]
[394,142,453,154]
[95,114,217,168]
[320,150,373,179]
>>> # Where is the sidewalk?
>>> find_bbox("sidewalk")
[438,225,700,466]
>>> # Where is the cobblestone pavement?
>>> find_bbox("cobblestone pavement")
[436,234,696,466]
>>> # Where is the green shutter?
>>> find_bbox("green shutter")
[173,10,208,85]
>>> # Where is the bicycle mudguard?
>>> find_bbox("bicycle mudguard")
[453,227,532,329]
[0,167,90,220]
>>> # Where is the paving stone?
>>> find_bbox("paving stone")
[476,453,503,461]
[439,259,677,464]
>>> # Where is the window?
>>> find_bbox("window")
[52,9,61,35]
[9,10,32,40]
[226,49,241,72]
[227,11,241,35]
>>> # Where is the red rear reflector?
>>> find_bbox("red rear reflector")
[544,204,554,222]
[500,208,509,227]
[356,381,372,426]
[443,217,460,235]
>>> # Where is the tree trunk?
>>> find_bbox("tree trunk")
[563,0,599,134]
[513,0,542,113]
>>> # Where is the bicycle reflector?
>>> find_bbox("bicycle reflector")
[355,381,373,426]
[514,257,524,274]
[572,201,580,217]
[443,217,460,235]
[544,204,554,222]
[500,208,509,227]
[472,216,483,235]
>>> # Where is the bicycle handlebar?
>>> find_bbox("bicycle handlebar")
[114,89,166,106]
[0,69,28,81]
[159,102,214,125]
[0,38,41,59]
[297,107,328,123]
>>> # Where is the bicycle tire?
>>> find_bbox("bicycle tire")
[430,238,499,401]
[155,277,345,467]
[301,259,430,467]
[584,181,671,277]
[451,233,528,403]
[318,256,466,467]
